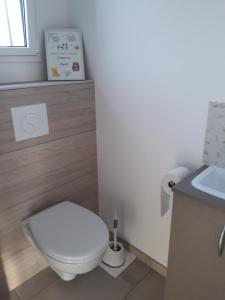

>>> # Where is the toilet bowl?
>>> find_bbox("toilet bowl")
[22,201,109,281]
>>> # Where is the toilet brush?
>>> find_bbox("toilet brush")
[113,213,118,251]
[102,212,125,267]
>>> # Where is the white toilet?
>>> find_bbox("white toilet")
[22,201,109,281]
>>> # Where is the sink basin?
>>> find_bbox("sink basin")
[192,165,225,199]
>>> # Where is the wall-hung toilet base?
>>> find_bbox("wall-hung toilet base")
[22,221,78,281]
[21,202,109,281]
[61,274,76,281]
[53,270,77,281]
[42,245,105,281]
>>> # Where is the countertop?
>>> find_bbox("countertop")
[174,166,225,211]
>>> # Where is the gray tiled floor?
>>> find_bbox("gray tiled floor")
[16,268,59,300]
[7,259,165,300]
[2,291,21,300]
[124,271,165,300]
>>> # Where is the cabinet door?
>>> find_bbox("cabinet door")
[164,192,225,300]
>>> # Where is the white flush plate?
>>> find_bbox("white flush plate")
[11,104,49,142]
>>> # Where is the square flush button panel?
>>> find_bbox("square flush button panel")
[11,104,49,142]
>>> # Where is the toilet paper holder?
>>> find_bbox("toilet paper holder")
[168,181,176,188]
[161,167,191,217]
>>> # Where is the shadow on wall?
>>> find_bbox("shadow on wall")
[0,241,10,299]
[72,0,98,80]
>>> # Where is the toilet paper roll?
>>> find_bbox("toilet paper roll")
[161,167,191,216]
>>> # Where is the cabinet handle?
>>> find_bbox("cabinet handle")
[218,225,225,256]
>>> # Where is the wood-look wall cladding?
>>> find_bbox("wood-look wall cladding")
[0,83,95,154]
[0,82,98,293]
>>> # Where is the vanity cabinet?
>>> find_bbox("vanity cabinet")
[164,182,225,300]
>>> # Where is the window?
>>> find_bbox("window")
[0,0,39,56]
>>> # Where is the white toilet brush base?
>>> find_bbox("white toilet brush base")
[102,241,125,268]
[100,249,136,278]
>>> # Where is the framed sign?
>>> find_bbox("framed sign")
[45,29,85,81]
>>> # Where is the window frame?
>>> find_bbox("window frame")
[0,0,39,56]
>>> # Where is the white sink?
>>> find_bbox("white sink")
[191,165,225,200]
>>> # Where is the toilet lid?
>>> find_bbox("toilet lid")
[28,201,109,263]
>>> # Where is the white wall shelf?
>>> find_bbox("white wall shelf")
[0,80,94,91]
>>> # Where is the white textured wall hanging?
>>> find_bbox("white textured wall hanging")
[203,102,225,167]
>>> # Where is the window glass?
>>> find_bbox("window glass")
[0,0,26,47]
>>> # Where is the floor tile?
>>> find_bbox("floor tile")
[2,291,21,300]
[124,270,165,300]
[15,267,59,300]
[120,259,150,286]
[31,267,132,300]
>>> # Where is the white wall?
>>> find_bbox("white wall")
[0,0,71,83]
[69,0,225,266]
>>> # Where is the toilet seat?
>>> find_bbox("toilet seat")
[28,201,109,264]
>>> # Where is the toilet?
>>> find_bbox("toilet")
[22,201,109,281]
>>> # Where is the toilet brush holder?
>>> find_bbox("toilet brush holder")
[102,241,125,268]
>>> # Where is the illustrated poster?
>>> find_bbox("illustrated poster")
[45,29,85,80]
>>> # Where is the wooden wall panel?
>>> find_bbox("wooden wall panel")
[0,132,97,212]
[0,82,95,154]
[0,82,98,293]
